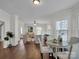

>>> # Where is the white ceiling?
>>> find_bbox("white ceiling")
[0,0,79,23]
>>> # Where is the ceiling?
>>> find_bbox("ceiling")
[0,0,79,23]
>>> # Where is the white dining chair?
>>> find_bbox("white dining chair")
[68,37,79,59]
[39,38,53,59]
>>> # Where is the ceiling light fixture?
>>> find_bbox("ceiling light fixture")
[34,20,36,25]
[33,0,40,5]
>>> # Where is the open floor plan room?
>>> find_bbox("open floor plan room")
[0,0,79,59]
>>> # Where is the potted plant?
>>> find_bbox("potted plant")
[53,38,57,43]
[4,31,14,48]
[58,35,62,45]
[4,37,9,41]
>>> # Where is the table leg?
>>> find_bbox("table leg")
[41,53,43,59]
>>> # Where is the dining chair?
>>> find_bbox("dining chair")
[68,37,79,59]
[39,38,53,59]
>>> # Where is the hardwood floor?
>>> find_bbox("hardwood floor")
[0,40,41,59]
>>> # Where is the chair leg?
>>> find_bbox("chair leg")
[41,53,43,59]
[49,53,54,59]
[68,45,73,59]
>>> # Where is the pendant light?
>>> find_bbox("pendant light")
[33,0,40,5]
[34,20,36,25]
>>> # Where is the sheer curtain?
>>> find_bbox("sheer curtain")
[56,20,68,46]
[78,16,79,36]
[70,15,79,59]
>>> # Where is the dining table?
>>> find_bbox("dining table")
[47,41,69,59]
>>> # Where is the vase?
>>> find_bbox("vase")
[3,40,9,48]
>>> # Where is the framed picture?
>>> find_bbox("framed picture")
[28,26,33,32]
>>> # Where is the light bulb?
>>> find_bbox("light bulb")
[33,0,40,5]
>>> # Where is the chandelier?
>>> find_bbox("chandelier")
[33,0,40,5]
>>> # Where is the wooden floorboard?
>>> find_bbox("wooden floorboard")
[0,40,41,59]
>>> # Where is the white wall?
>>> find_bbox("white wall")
[0,9,10,48]
[19,20,27,35]
[10,15,21,46]
[0,9,22,48]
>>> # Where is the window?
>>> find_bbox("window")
[56,20,68,46]
[36,27,42,35]
[56,20,68,30]
[47,24,51,35]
